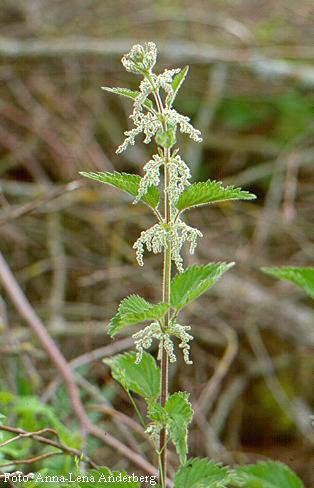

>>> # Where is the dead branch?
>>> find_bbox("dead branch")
[0,181,83,227]
[0,425,98,469]
[0,37,312,61]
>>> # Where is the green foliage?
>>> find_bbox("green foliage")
[174,458,235,488]
[148,392,193,464]
[170,263,234,311]
[0,397,81,477]
[165,392,193,465]
[108,294,169,337]
[176,180,256,213]
[147,400,167,424]
[261,266,314,298]
[102,86,154,111]
[218,92,313,142]
[167,65,189,107]
[0,395,79,448]
[219,96,272,131]
[79,171,160,210]
[0,412,4,441]
[274,93,313,143]
[235,461,304,488]
[13,396,79,446]
[104,352,161,400]
[155,124,177,149]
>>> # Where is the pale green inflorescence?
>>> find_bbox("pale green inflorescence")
[132,321,193,365]
[116,42,202,364]
[145,422,162,449]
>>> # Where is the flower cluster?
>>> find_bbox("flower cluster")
[133,223,165,267]
[155,68,181,98]
[163,108,203,143]
[133,151,191,207]
[132,321,162,364]
[133,220,202,272]
[145,423,162,449]
[132,320,194,365]
[116,111,162,154]
[116,106,202,154]
[134,154,164,203]
[134,68,180,110]
[169,323,194,365]
[116,42,202,154]
[171,221,203,272]
[167,154,191,206]
[121,42,157,75]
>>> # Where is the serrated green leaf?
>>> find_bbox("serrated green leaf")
[261,267,314,299]
[174,458,235,488]
[166,392,193,465]
[235,461,304,488]
[104,351,161,400]
[167,66,189,107]
[176,179,256,213]
[147,393,193,464]
[79,171,160,209]
[147,400,168,424]
[102,86,154,112]
[108,294,169,337]
[171,263,234,311]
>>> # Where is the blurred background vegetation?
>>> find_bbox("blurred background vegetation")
[0,0,313,486]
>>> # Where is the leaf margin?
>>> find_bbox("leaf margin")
[103,351,161,401]
[261,266,314,299]
[79,171,160,210]
[108,294,169,337]
[176,179,256,213]
[170,262,235,311]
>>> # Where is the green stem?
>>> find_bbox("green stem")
[157,450,164,488]
[147,73,163,114]
[146,71,171,487]
[159,148,172,488]
[127,391,146,429]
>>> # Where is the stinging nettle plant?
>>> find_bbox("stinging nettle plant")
[80,43,305,488]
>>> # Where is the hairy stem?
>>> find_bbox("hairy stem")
[147,72,171,486]
[159,148,172,487]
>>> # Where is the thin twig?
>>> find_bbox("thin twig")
[41,336,133,402]
[0,425,98,468]
[0,181,83,227]
[0,451,61,467]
